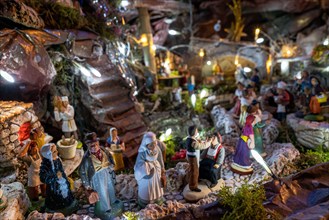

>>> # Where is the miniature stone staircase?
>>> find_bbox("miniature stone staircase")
[78,55,147,159]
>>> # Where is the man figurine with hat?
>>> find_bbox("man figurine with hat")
[54,96,78,139]
[79,132,122,220]
[186,126,211,192]
[39,143,78,215]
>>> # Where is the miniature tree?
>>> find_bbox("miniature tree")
[224,0,247,42]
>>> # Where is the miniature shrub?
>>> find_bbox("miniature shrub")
[123,211,138,220]
[295,146,329,170]
[218,184,267,220]
[163,134,176,158]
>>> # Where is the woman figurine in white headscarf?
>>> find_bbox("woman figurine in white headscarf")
[39,143,78,215]
[134,132,166,208]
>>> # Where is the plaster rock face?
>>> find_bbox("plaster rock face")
[287,113,329,150]
[139,200,188,220]
[263,118,281,145]
[0,101,43,184]
[115,174,138,200]
[116,162,189,201]
[166,162,189,192]
[222,142,299,189]
[26,211,100,220]
[0,182,30,220]
[211,105,240,145]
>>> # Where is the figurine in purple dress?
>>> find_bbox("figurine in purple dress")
[231,114,259,175]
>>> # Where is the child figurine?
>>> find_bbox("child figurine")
[105,127,125,171]
[231,114,260,175]
[19,141,46,201]
[40,143,78,215]
[199,132,225,188]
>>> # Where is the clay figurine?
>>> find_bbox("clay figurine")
[199,132,225,188]
[79,132,123,220]
[19,141,46,201]
[134,132,166,208]
[186,126,211,192]
[54,96,78,139]
[231,115,260,175]
[105,127,125,171]
[39,143,78,215]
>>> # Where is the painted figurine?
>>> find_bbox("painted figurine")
[231,115,260,175]
[249,100,267,157]
[79,132,122,220]
[134,132,166,208]
[54,96,78,139]
[39,143,78,215]
[199,132,225,188]
[19,141,46,201]
[105,127,125,171]
[186,126,211,192]
[230,81,244,117]
[274,81,290,122]
[239,89,252,126]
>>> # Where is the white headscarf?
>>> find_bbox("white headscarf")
[138,132,157,153]
[109,127,117,143]
[40,143,55,171]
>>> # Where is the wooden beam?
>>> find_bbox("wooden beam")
[133,0,190,11]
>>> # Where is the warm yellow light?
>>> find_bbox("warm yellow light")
[281,45,295,58]
[199,48,205,57]
[122,17,126,25]
[140,34,148,44]
[266,55,272,74]
[255,28,260,40]
[234,56,239,65]
[152,45,156,51]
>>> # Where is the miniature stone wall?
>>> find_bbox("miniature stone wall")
[0,101,42,184]
[211,105,241,146]
[287,113,329,150]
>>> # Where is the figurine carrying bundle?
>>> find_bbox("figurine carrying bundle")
[54,96,78,139]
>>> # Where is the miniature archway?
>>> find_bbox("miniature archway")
[202,55,256,79]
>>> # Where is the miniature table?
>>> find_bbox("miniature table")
[62,149,84,176]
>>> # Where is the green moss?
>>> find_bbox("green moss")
[295,146,329,170]
[218,184,268,220]
[52,58,74,86]
[23,0,116,39]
